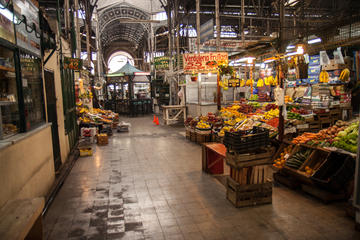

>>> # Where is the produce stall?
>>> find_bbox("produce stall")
[184,44,360,205]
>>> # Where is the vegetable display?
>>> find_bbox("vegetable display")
[333,121,359,153]
[285,149,312,169]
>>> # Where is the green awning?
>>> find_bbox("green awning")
[107,61,144,77]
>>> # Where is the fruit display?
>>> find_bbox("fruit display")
[333,121,359,153]
[285,148,312,170]
[264,108,279,120]
[266,117,279,128]
[196,120,211,129]
[77,102,119,125]
[265,104,278,111]
[273,145,293,169]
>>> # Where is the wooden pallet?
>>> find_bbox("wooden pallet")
[226,177,272,208]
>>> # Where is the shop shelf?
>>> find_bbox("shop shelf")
[0,65,15,72]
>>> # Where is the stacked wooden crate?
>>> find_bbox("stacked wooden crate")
[225,147,275,207]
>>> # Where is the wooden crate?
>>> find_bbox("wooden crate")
[196,132,212,144]
[225,147,275,168]
[229,165,273,185]
[320,119,332,129]
[226,177,272,208]
[298,149,330,176]
[97,134,108,145]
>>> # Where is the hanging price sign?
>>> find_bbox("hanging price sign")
[64,57,83,70]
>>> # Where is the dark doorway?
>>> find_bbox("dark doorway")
[44,69,61,171]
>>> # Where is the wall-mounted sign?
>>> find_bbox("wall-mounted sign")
[154,56,170,70]
[154,55,183,70]
[64,57,83,70]
[183,52,228,74]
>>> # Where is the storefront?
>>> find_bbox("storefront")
[0,0,55,208]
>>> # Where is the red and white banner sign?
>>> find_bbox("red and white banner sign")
[183,52,228,74]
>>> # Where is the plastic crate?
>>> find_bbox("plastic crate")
[224,127,270,153]
[311,152,355,193]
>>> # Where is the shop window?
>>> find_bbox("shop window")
[20,52,45,131]
[0,47,19,139]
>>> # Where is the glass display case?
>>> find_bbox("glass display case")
[0,47,19,139]
[20,52,45,131]
[134,82,150,99]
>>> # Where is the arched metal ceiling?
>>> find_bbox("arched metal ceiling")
[99,3,150,53]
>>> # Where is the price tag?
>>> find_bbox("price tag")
[284,153,290,160]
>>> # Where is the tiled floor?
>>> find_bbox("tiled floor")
[44,116,360,240]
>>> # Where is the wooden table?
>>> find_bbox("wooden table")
[202,143,226,174]
[162,105,187,125]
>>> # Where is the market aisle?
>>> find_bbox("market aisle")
[44,116,360,240]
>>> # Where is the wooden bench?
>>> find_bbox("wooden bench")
[0,197,45,240]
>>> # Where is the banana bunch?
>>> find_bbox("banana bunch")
[265,76,277,86]
[339,68,350,82]
[319,70,329,83]
[264,108,279,120]
[219,78,229,90]
[246,79,254,86]
[240,79,246,87]
[264,77,271,86]
[257,78,265,87]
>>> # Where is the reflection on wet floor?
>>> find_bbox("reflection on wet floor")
[44,116,360,240]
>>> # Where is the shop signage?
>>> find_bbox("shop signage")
[228,78,240,87]
[154,56,170,70]
[183,52,228,74]
[154,55,183,70]
[64,57,83,70]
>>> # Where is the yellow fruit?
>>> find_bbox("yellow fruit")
[319,70,329,83]
[339,68,350,82]
[240,79,246,87]
[257,79,264,87]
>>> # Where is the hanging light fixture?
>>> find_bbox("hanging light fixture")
[296,44,305,55]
